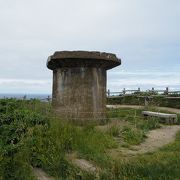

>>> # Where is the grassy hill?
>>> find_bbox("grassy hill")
[107,95,180,109]
[0,99,180,179]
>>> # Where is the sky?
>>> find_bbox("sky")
[0,0,180,94]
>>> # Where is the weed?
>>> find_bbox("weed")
[99,132,180,179]
[120,126,145,145]
[0,99,179,179]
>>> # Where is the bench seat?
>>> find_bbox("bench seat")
[142,111,178,124]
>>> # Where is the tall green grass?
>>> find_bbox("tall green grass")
[0,99,179,179]
[0,99,116,179]
[106,108,161,144]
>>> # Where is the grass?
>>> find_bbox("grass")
[0,99,179,179]
[107,95,180,109]
[0,99,116,179]
[99,131,180,180]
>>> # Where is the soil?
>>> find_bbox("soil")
[109,125,180,157]
[33,168,54,180]
[33,105,180,178]
[73,159,97,173]
[107,105,180,114]
[66,152,98,174]
[107,105,180,157]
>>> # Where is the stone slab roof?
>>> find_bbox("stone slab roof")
[47,51,121,70]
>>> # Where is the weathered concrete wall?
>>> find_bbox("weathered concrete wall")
[52,67,106,119]
[47,51,121,121]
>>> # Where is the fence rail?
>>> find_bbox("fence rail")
[107,87,180,97]
[1,87,180,101]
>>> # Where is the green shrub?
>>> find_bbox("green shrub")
[137,117,161,131]
[0,99,49,179]
[107,95,180,109]
[120,126,145,145]
[107,125,120,137]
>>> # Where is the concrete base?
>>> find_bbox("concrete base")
[52,67,106,119]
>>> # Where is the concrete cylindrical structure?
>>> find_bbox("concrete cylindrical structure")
[47,51,121,120]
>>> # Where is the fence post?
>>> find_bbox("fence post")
[123,88,126,95]
[145,96,149,107]
[152,87,154,92]
[107,89,110,97]
[165,87,169,95]
[23,95,27,100]
[47,96,51,102]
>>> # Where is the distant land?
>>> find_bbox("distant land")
[0,94,51,100]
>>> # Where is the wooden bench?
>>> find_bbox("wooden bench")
[142,111,178,124]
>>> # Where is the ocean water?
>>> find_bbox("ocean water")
[0,94,51,100]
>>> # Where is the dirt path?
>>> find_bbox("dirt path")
[158,107,180,114]
[107,105,180,114]
[33,168,54,180]
[66,153,98,174]
[73,159,97,173]
[107,105,144,109]
[107,105,180,156]
[110,125,180,157]
[128,125,180,154]
[33,106,180,178]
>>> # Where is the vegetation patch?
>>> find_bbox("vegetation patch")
[107,95,180,109]
[0,99,179,179]
[99,131,180,180]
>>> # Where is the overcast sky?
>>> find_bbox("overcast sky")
[0,0,180,94]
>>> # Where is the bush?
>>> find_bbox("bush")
[107,95,180,109]
[0,99,49,179]
[120,126,145,145]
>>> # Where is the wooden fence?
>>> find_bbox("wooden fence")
[107,87,180,97]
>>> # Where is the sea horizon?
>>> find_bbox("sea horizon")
[0,93,51,100]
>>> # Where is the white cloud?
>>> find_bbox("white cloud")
[0,78,52,94]
[0,0,180,93]
[107,70,180,91]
